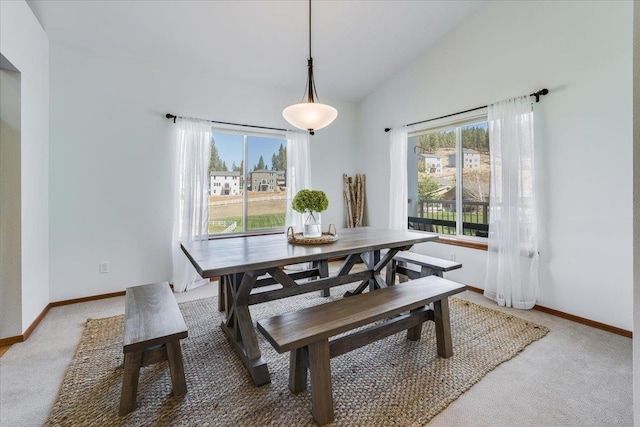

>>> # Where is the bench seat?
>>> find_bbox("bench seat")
[387,250,462,285]
[119,282,188,416]
[257,276,466,425]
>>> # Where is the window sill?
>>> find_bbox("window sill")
[435,236,488,251]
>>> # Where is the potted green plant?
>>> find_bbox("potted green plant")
[292,189,329,238]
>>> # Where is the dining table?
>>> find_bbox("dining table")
[181,226,438,386]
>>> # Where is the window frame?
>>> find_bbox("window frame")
[209,126,287,239]
[408,109,489,244]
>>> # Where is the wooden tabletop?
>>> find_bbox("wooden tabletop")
[182,227,438,278]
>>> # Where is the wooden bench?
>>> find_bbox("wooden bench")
[119,282,188,416]
[387,250,462,285]
[257,276,466,425]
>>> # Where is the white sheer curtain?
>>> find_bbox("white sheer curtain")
[171,118,212,292]
[483,95,539,309]
[389,127,408,230]
[285,130,312,232]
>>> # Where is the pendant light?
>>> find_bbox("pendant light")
[283,0,338,135]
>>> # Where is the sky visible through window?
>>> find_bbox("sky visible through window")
[212,132,285,171]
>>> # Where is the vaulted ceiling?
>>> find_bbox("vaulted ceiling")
[27,0,485,102]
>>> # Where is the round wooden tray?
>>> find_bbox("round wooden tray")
[287,224,338,245]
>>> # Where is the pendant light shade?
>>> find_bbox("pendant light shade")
[283,102,338,133]
[283,0,337,135]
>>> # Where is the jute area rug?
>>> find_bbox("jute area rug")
[46,286,548,426]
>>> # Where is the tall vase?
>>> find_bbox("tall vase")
[303,211,322,238]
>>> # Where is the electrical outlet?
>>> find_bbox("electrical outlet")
[449,253,456,262]
[99,262,110,274]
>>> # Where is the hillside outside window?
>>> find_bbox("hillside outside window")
[408,117,490,239]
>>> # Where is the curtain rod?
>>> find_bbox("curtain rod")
[384,88,549,133]
[165,113,289,133]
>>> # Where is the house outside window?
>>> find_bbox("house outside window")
[210,171,241,196]
[407,116,490,239]
[208,129,287,235]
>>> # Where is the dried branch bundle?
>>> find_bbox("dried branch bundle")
[343,173,366,228]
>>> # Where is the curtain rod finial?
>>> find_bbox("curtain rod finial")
[532,89,549,103]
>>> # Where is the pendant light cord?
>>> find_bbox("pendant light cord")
[304,0,318,104]
[308,0,312,59]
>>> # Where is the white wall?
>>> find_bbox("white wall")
[358,1,633,330]
[49,43,358,301]
[0,0,49,336]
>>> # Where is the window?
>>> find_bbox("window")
[208,129,287,235]
[408,117,490,239]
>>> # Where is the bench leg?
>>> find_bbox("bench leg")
[407,307,424,341]
[385,259,397,286]
[289,347,308,393]
[308,340,334,425]
[420,266,437,277]
[166,340,187,396]
[434,298,453,358]
[119,350,142,416]
[398,261,408,283]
